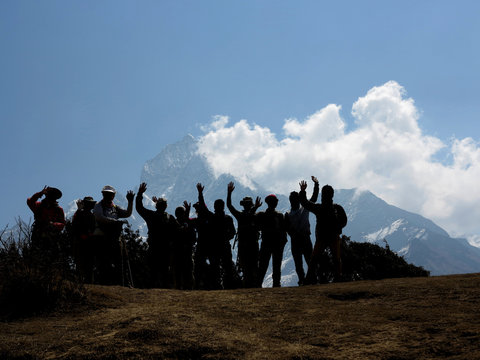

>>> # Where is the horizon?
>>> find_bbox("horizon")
[1,2,479,243]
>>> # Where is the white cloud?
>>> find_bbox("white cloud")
[197,81,480,236]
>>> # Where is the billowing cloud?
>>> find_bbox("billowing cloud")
[197,81,480,238]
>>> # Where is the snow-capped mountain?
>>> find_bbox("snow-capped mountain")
[68,134,480,286]
[335,189,480,276]
[138,135,480,283]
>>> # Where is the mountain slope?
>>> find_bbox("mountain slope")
[135,135,480,280]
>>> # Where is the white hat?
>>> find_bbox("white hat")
[102,185,116,193]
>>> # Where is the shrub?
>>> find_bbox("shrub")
[119,224,150,288]
[315,236,429,283]
[0,220,86,320]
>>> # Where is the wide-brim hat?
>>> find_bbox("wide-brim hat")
[46,187,62,200]
[82,196,96,204]
[240,196,253,206]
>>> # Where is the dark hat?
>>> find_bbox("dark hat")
[46,187,62,200]
[82,196,96,204]
[81,196,96,209]
[240,196,253,206]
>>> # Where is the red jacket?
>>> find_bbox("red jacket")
[27,192,66,232]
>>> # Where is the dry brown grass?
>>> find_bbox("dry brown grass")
[1,273,479,359]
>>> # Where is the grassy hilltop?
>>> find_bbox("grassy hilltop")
[1,273,479,360]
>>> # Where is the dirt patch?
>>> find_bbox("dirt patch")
[326,290,382,301]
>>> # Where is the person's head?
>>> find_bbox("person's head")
[45,187,62,200]
[240,197,253,210]
[289,191,300,209]
[43,187,62,206]
[214,199,225,214]
[265,194,278,209]
[82,196,96,211]
[101,185,116,202]
[155,197,167,212]
[175,206,186,221]
[321,185,334,204]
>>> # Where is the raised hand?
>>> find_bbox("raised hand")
[299,180,307,192]
[126,190,135,202]
[138,182,147,195]
[183,201,191,215]
[227,181,235,193]
[196,183,204,193]
[254,196,263,209]
[311,176,319,185]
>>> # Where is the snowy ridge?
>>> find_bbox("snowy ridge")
[67,135,480,284]
[363,219,406,243]
[140,136,480,280]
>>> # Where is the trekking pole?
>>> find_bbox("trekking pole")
[122,236,134,288]
[232,233,238,251]
[120,237,125,287]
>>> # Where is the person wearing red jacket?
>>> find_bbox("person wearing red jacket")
[27,186,66,253]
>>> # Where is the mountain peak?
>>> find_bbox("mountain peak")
[136,136,480,278]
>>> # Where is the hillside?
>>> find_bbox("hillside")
[1,274,479,359]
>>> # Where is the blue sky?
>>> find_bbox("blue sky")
[1,1,479,238]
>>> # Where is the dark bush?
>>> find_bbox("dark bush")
[316,236,429,283]
[0,220,86,320]
[119,224,150,288]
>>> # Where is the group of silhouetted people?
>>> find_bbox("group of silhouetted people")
[27,177,347,289]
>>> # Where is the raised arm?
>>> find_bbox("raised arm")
[310,176,320,203]
[226,182,241,218]
[122,190,135,218]
[26,186,48,212]
[299,180,316,213]
[135,182,149,219]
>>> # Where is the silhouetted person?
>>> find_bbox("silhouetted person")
[27,186,66,256]
[299,182,347,284]
[93,185,134,285]
[285,176,319,285]
[257,194,288,287]
[227,181,262,288]
[72,196,96,282]
[196,183,237,289]
[136,182,177,288]
[191,199,212,289]
[173,203,196,290]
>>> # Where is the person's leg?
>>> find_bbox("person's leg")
[330,235,343,281]
[220,243,235,289]
[291,236,305,285]
[272,243,286,287]
[304,238,326,285]
[257,242,272,287]
[302,235,313,265]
